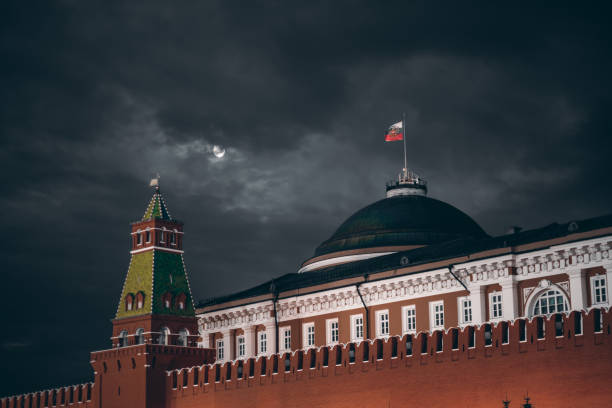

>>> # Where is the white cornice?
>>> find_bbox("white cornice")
[197,234,612,335]
[130,246,184,255]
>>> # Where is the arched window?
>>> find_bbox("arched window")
[531,288,569,317]
[162,292,172,309]
[176,293,187,311]
[118,330,128,347]
[125,293,134,311]
[159,327,170,345]
[135,328,145,345]
[135,292,145,309]
[160,227,166,243]
[136,230,142,245]
[178,329,189,346]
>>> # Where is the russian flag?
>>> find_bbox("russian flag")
[384,121,403,141]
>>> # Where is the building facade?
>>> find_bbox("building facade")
[2,172,612,408]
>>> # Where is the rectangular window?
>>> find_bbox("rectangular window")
[137,233,142,245]
[160,231,165,242]
[536,317,545,339]
[351,314,364,341]
[519,319,527,342]
[377,310,389,337]
[484,323,492,346]
[574,312,583,335]
[258,332,267,355]
[304,323,315,348]
[430,301,444,330]
[403,305,416,333]
[594,309,603,333]
[468,326,475,348]
[146,230,151,243]
[458,297,472,324]
[490,292,503,320]
[501,322,509,344]
[216,340,224,361]
[281,328,291,351]
[237,336,246,358]
[327,319,339,344]
[591,275,608,305]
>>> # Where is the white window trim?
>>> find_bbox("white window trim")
[326,318,339,345]
[303,322,315,348]
[402,305,416,334]
[280,326,291,352]
[216,339,224,361]
[457,296,472,326]
[237,335,246,358]
[258,331,267,356]
[590,275,608,305]
[350,314,364,341]
[429,301,445,330]
[489,291,503,321]
[375,309,390,338]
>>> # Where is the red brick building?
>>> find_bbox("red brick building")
[2,172,612,407]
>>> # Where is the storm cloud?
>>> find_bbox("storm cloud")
[1,0,611,396]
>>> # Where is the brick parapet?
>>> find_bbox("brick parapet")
[0,382,94,408]
[164,307,611,407]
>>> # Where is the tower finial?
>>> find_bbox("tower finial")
[150,173,160,190]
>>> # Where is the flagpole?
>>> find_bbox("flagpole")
[402,112,407,176]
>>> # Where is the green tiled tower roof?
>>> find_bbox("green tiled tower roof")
[115,188,194,320]
[142,187,172,221]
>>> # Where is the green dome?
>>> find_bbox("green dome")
[314,195,487,257]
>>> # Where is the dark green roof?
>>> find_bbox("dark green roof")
[142,188,172,221]
[198,213,612,310]
[314,195,488,257]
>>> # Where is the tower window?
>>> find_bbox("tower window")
[171,231,176,245]
[176,293,187,310]
[118,330,128,347]
[159,327,170,345]
[135,328,145,345]
[145,230,151,243]
[135,292,145,309]
[137,231,142,245]
[125,294,134,311]
[162,292,172,309]
[178,329,189,346]
[160,229,165,243]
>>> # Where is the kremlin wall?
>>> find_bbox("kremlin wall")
[2,171,612,407]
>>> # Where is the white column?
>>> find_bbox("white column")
[605,263,612,305]
[500,277,519,320]
[468,285,487,324]
[220,328,231,362]
[568,268,587,310]
[243,326,256,358]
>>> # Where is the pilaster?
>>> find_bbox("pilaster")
[243,326,256,358]
[468,284,486,325]
[500,276,518,320]
[568,268,587,310]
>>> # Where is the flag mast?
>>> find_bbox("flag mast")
[402,112,408,177]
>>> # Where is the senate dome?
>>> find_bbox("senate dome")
[299,171,488,272]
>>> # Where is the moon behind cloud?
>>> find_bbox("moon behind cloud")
[212,145,226,158]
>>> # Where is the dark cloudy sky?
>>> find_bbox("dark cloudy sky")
[1,0,611,397]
